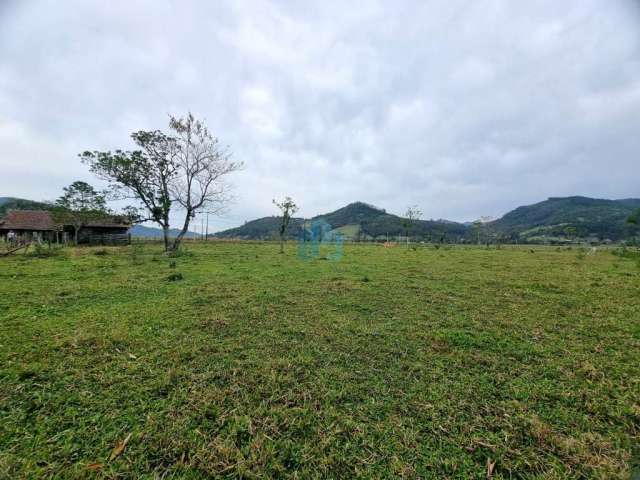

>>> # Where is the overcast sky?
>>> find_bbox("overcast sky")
[1,0,639,231]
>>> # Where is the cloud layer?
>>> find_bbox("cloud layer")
[1,0,639,229]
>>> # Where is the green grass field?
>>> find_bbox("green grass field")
[1,242,639,479]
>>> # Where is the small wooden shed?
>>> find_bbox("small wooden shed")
[0,210,131,245]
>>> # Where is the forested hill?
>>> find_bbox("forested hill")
[214,201,468,241]
[215,197,640,243]
[0,197,51,217]
[490,196,640,242]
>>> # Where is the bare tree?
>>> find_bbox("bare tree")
[273,197,298,253]
[169,113,243,251]
[403,205,422,247]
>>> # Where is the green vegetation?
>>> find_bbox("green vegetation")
[54,181,109,245]
[492,196,640,242]
[215,198,640,244]
[1,242,638,478]
[332,224,361,238]
[0,197,51,217]
[216,202,467,241]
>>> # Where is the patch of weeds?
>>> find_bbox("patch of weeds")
[199,313,228,329]
[17,368,39,381]
[611,246,640,261]
[93,249,108,256]
[27,243,60,258]
[154,368,182,398]
[169,261,177,269]
[129,243,144,265]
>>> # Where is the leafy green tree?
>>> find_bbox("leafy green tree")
[274,197,298,254]
[81,130,177,251]
[54,181,109,244]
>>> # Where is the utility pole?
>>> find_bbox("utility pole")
[205,212,209,241]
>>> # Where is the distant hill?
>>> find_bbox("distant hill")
[215,201,468,241]
[212,216,305,240]
[490,196,640,242]
[215,197,640,243]
[0,197,52,217]
[130,224,198,239]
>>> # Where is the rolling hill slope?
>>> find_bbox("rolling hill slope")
[214,202,468,241]
[0,197,52,217]
[215,197,640,243]
[490,196,640,241]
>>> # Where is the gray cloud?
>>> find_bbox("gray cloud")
[1,0,639,230]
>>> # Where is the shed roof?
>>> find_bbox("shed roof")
[0,210,58,231]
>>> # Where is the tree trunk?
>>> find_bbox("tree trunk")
[74,227,79,245]
[171,212,193,251]
[279,234,284,254]
[162,224,171,251]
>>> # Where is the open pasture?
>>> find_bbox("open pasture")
[0,243,638,478]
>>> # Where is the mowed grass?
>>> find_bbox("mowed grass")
[0,242,639,479]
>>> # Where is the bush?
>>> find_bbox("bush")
[27,243,60,258]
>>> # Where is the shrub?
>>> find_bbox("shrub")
[27,243,60,258]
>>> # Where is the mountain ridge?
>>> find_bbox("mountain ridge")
[215,197,640,243]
